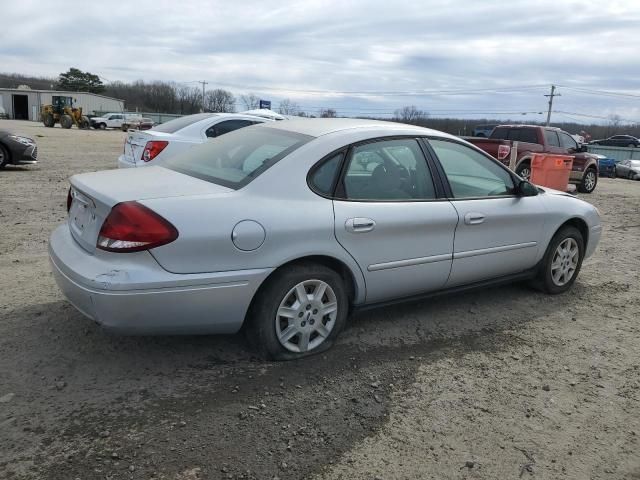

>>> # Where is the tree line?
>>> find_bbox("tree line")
[1,70,639,138]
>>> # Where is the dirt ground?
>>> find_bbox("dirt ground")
[1,119,639,480]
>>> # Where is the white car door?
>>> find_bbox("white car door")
[427,138,546,287]
[330,138,459,303]
[107,114,124,128]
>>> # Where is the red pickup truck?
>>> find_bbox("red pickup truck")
[466,125,599,193]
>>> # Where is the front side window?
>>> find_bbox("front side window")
[341,139,436,201]
[559,132,578,150]
[429,139,515,198]
[163,127,311,189]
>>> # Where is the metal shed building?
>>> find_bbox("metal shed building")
[0,88,124,121]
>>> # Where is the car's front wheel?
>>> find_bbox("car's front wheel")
[535,226,584,294]
[246,263,349,360]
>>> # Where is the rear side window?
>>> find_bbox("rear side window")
[309,153,343,196]
[163,127,312,189]
[341,139,436,201]
[152,113,218,133]
[544,130,560,147]
[206,119,256,138]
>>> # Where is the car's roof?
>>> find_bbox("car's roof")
[255,117,452,139]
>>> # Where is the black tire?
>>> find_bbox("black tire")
[533,226,585,294]
[245,262,349,360]
[629,171,635,180]
[612,167,617,178]
[98,123,107,130]
[627,144,635,148]
[60,115,73,129]
[79,116,90,129]
[515,161,531,180]
[0,143,9,168]
[577,167,597,193]
[43,113,55,128]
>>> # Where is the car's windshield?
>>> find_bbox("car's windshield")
[151,113,219,133]
[162,126,312,189]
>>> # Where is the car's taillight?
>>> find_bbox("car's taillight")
[67,188,72,212]
[97,202,178,253]
[497,144,511,160]
[141,140,168,162]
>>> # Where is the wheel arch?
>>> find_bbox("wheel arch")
[243,254,364,330]
[0,140,12,164]
[556,217,589,248]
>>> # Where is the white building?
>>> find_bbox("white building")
[0,88,124,121]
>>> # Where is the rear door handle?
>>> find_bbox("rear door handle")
[345,217,376,233]
[464,212,485,225]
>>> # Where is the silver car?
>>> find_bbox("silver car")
[49,119,602,359]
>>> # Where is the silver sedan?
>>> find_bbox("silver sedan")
[49,119,602,359]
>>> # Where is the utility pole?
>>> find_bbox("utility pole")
[545,85,560,126]
[198,80,208,112]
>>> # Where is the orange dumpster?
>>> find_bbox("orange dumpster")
[530,153,574,191]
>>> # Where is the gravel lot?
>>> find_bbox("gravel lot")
[1,119,639,480]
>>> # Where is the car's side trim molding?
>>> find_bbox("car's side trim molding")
[368,253,452,272]
[454,241,537,259]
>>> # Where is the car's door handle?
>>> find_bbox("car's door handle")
[464,212,485,225]
[345,217,376,233]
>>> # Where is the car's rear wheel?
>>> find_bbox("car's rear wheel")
[534,226,584,294]
[0,143,9,168]
[516,162,531,180]
[627,143,635,148]
[246,263,349,360]
[578,168,597,193]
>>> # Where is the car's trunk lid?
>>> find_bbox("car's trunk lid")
[123,130,174,166]
[68,166,233,253]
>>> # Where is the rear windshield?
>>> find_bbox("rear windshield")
[491,127,539,144]
[151,113,218,133]
[162,126,312,189]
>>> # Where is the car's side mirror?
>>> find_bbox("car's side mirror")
[517,180,538,197]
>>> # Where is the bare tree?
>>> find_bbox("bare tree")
[240,93,260,110]
[278,98,301,115]
[394,105,427,123]
[205,89,235,113]
[319,108,337,118]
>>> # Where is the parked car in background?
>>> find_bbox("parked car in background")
[472,124,497,137]
[91,113,142,130]
[594,154,617,178]
[590,135,640,148]
[614,159,640,179]
[50,119,602,360]
[466,125,599,193]
[118,112,271,168]
[120,117,154,131]
[0,129,38,169]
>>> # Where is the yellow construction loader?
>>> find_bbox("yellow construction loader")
[41,96,90,129]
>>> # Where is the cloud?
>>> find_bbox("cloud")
[1,0,640,122]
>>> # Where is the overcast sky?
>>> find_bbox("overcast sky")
[2,0,640,123]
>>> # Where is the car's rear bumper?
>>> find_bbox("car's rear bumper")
[117,154,136,168]
[49,224,272,334]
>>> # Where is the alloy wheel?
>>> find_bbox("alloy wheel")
[551,238,579,287]
[519,167,531,180]
[584,171,596,191]
[275,279,338,353]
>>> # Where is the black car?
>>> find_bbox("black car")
[590,135,640,148]
[0,129,38,168]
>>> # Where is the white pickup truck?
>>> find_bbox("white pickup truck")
[91,113,143,130]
